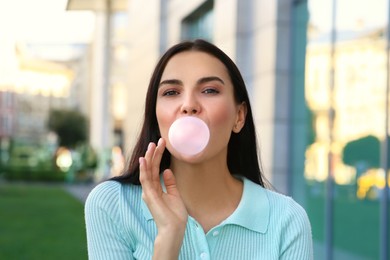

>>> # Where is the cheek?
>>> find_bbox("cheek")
[156,104,172,137]
[207,106,236,151]
[210,101,237,126]
[156,107,177,154]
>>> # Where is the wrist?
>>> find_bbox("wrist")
[153,227,186,260]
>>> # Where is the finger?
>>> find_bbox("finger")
[139,157,161,204]
[139,157,150,186]
[163,169,181,197]
[141,142,156,184]
[139,156,155,189]
[151,138,165,182]
[140,141,163,196]
[144,142,156,167]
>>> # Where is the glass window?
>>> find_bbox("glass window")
[181,0,214,42]
[293,0,390,259]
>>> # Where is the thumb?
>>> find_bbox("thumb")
[163,169,180,197]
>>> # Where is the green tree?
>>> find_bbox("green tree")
[47,109,88,148]
[342,135,381,169]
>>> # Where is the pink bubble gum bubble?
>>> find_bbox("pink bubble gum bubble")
[168,116,210,156]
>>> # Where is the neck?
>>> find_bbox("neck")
[170,157,243,232]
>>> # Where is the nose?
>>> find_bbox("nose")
[182,106,198,115]
[181,94,200,115]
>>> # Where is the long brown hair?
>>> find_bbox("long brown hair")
[112,39,265,187]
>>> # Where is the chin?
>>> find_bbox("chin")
[170,150,206,164]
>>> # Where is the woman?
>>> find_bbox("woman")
[85,39,313,259]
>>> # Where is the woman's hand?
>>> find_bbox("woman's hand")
[139,138,188,259]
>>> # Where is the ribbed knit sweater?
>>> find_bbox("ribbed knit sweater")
[85,177,313,259]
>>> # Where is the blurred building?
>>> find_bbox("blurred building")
[68,0,301,194]
[16,45,73,139]
[68,0,300,193]
[0,91,15,166]
[67,0,390,259]
[67,0,129,180]
[0,11,93,174]
[0,44,76,141]
[305,27,388,185]
[116,0,303,198]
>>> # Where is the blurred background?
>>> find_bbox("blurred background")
[0,0,389,259]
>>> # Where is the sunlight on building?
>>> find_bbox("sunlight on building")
[110,146,125,177]
[357,169,390,199]
[305,26,389,191]
[305,142,329,182]
[14,70,71,97]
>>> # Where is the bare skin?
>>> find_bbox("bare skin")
[139,139,188,259]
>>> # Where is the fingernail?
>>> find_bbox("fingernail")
[157,138,163,146]
[148,142,153,150]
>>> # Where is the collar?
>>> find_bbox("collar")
[221,177,269,233]
[141,177,270,234]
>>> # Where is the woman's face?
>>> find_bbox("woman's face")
[156,51,246,162]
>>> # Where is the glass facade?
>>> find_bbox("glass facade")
[181,0,214,42]
[293,0,390,259]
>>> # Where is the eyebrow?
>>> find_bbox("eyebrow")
[159,76,225,87]
[198,76,225,85]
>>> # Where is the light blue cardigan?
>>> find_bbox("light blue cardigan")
[85,177,313,259]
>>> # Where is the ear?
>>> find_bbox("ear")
[233,102,247,133]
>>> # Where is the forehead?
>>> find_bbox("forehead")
[161,51,230,80]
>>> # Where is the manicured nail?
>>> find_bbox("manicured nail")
[139,157,146,166]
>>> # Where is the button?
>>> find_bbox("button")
[200,252,207,259]
[212,230,219,236]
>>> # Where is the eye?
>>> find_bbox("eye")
[162,89,180,96]
[202,88,220,94]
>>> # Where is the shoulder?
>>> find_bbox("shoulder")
[262,188,312,241]
[261,189,313,257]
[86,180,122,208]
[243,178,311,229]
[266,188,310,223]
[85,180,142,213]
[243,178,309,222]
[265,188,306,213]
